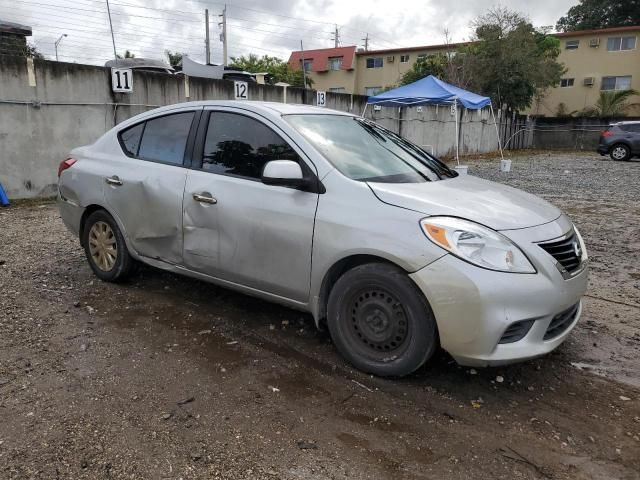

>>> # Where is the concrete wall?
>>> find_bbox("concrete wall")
[0,56,502,199]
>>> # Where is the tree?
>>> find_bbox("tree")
[464,7,564,111]
[165,50,182,68]
[116,50,135,59]
[557,0,640,31]
[228,54,313,87]
[581,89,639,116]
[400,53,447,86]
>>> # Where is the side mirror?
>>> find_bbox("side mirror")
[261,160,308,188]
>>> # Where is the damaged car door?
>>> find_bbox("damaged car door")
[104,109,200,264]
[182,109,319,302]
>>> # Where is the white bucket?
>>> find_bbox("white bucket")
[500,159,512,173]
[454,165,468,175]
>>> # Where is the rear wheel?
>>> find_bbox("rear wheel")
[610,144,631,161]
[327,263,438,377]
[82,210,134,282]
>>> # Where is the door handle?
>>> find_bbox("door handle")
[105,175,123,186]
[193,192,217,205]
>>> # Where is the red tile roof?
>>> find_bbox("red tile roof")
[288,46,356,72]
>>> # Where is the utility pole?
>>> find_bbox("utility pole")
[205,9,210,64]
[362,33,369,51]
[219,4,228,66]
[105,0,118,60]
[300,40,307,89]
[332,24,339,48]
[54,33,67,61]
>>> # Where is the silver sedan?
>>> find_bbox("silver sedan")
[58,101,588,376]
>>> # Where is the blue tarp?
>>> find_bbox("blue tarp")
[367,75,491,110]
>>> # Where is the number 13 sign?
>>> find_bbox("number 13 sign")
[111,68,133,93]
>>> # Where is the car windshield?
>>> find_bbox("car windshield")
[285,114,457,183]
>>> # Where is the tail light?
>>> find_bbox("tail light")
[58,158,77,177]
[601,129,613,138]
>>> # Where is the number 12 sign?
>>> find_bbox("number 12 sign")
[111,68,133,93]
[234,81,248,100]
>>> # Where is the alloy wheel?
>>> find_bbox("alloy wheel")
[612,146,627,160]
[88,221,117,271]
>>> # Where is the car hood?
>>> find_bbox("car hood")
[368,175,561,230]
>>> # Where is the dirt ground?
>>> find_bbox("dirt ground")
[0,152,639,480]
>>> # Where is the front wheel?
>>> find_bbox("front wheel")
[82,210,134,282]
[327,263,438,377]
[610,144,631,161]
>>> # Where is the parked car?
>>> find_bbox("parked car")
[58,101,589,377]
[598,121,640,161]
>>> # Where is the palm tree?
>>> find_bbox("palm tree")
[581,89,639,117]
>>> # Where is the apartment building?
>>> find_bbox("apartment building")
[288,25,640,116]
[531,26,640,116]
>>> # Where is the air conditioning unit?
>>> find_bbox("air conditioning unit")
[583,77,595,87]
[589,38,600,47]
[387,55,395,63]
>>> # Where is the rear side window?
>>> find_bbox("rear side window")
[620,124,640,133]
[120,123,144,156]
[138,112,195,165]
[201,112,299,179]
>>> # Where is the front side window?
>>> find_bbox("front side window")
[285,114,456,183]
[601,75,632,91]
[202,112,299,180]
[607,36,637,51]
[328,56,343,70]
[565,40,579,50]
[366,57,384,68]
[119,112,194,164]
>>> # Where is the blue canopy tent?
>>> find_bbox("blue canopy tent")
[364,75,503,165]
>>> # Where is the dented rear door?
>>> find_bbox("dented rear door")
[104,110,200,265]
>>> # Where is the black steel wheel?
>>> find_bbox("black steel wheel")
[327,263,438,377]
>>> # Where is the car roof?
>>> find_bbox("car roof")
[144,100,355,117]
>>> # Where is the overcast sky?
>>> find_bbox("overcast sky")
[0,0,579,66]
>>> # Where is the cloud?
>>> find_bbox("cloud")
[0,0,579,65]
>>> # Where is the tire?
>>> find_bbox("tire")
[610,144,631,161]
[327,263,438,377]
[82,209,134,282]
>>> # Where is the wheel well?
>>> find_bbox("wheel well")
[79,204,106,245]
[316,255,404,326]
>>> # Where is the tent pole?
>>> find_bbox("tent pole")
[361,103,368,118]
[454,99,460,166]
[490,103,505,161]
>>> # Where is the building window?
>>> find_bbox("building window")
[366,57,383,68]
[364,86,382,96]
[565,40,579,50]
[601,75,632,91]
[329,87,346,93]
[560,78,575,87]
[328,56,343,71]
[301,59,312,72]
[607,36,637,51]
[400,54,410,63]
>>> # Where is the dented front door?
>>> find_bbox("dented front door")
[104,160,187,264]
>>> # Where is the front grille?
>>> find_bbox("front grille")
[544,302,580,340]
[538,230,582,275]
[499,319,534,344]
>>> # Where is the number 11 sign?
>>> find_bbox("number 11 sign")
[111,68,133,93]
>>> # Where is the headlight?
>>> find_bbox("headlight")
[573,225,588,262]
[420,217,536,273]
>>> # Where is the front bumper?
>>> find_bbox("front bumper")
[409,217,588,367]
